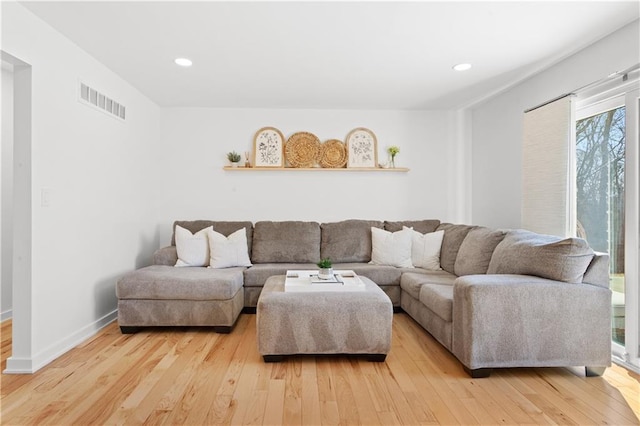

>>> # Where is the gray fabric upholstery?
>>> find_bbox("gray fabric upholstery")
[436,223,476,274]
[384,220,440,234]
[252,221,320,263]
[243,263,318,287]
[452,274,611,370]
[244,286,263,308]
[400,271,456,300]
[332,263,402,286]
[153,246,178,266]
[582,253,610,289]
[118,288,243,327]
[172,221,254,257]
[257,276,392,356]
[379,285,401,307]
[244,283,401,308]
[419,284,453,322]
[454,227,507,276]
[487,229,595,283]
[320,220,383,263]
[116,265,244,300]
[401,292,452,350]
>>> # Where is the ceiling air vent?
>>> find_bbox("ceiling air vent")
[79,81,126,121]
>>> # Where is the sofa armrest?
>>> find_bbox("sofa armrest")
[452,274,611,371]
[153,246,178,266]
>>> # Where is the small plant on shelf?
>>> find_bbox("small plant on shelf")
[227,151,242,167]
[387,146,400,168]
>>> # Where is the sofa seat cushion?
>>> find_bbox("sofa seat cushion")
[333,263,402,286]
[116,265,244,301]
[320,219,383,263]
[252,221,320,263]
[487,229,595,284]
[243,263,318,287]
[419,284,454,322]
[400,271,456,300]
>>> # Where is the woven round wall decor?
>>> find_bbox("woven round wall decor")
[285,132,321,168]
[319,139,347,168]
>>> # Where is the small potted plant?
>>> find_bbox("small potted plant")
[317,258,333,280]
[387,146,400,168]
[227,151,242,167]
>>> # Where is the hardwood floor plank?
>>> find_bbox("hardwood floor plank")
[330,359,360,425]
[263,378,286,425]
[63,336,170,424]
[342,359,382,426]
[1,315,638,425]
[104,330,202,424]
[282,359,303,425]
[300,358,322,425]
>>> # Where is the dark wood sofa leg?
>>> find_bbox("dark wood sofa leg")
[263,355,284,362]
[367,354,387,362]
[213,326,233,334]
[120,326,141,334]
[585,366,606,377]
[464,366,493,378]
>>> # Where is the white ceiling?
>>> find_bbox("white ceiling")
[19,1,640,109]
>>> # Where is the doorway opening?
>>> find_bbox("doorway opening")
[1,50,33,374]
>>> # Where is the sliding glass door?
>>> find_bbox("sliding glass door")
[577,84,639,370]
[576,103,626,344]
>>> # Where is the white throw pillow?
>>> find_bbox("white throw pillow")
[405,227,444,270]
[206,227,253,269]
[174,225,211,267]
[369,227,414,268]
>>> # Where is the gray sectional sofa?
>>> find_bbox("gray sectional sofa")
[116,219,611,377]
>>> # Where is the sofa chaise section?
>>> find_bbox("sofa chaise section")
[116,220,253,333]
[116,265,245,333]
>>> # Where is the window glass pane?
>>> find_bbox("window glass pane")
[576,105,625,345]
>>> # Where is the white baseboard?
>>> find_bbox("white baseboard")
[1,309,12,322]
[3,309,118,374]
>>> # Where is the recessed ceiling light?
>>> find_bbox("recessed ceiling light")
[174,58,193,67]
[453,63,472,71]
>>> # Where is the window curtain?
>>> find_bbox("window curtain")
[522,94,576,237]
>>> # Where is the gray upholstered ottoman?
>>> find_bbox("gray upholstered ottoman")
[256,275,393,361]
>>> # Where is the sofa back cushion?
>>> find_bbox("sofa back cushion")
[384,219,440,234]
[171,220,254,257]
[252,221,320,263]
[321,219,383,263]
[436,223,476,274]
[454,227,507,276]
[486,229,595,283]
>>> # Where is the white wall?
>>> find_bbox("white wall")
[1,2,161,372]
[155,108,460,245]
[470,20,640,229]
[1,66,13,321]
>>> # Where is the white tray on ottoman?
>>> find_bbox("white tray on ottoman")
[256,273,393,362]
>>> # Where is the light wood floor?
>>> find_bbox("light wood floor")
[1,313,639,425]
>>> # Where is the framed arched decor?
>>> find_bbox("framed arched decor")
[253,127,285,168]
[346,127,378,168]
